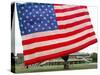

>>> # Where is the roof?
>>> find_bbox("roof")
[70,52,89,56]
[48,58,86,62]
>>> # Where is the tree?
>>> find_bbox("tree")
[61,55,69,69]
[90,53,97,62]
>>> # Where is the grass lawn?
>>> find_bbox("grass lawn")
[15,63,97,73]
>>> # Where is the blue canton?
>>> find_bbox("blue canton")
[16,3,58,35]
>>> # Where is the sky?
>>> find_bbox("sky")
[14,5,98,56]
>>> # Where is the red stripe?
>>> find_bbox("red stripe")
[24,39,97,65]
[55,6,87,13]
[56,12,89,21]
[59,18,91,29]
[23,32,95,55]
[22,25,93,45]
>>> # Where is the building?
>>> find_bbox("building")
[15,52,92,65]
[39,52,92,65]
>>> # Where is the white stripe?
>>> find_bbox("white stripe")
[58,15,89,25]
[22,21,91,40]
[54,5,78,10]
[24,35,95,60]
[23,28,93,50]
[55,8,88,17]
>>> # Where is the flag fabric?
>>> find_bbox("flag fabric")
[16,3,97,65]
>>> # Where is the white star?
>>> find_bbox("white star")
[49,10,52,13]
[52,14,55,16]
[39,8,42,11]
[19,17,22,20]
[29,12,32,15]
[22,13,25,16]
[36,11,39,14]
[23,20,26,23]
[26,15,29,19]
[35,28,38,31]
[37,18,40,21]
[48,5,51,8]
[45,8,48,11]
[41,21,43,23]
[47,20,50,23]
[46,14,49,16]
[43,11,45,14]
[24,27,27,29]
[48,27,51,29]
[53,19,56,22]
[51,23,54,25]
[28,6,31,9]
[30,19,33,21]
[18,10,21,14]
[22,31,24,34]
[41,5,44,8]
[42,27,45,30]
[20,24,23,27]
[43,17,46,20]
[40,14,43,17]
[31,25,34,28]
[38,24,41,27]
[25,9,28,12]
[45,23,48,26]
[21,7,24,10]
[33,15,36,17]
[32,9,35,11]
[55,26,57,28]
[35,5,38,8]
[27,23,30,26]
[50,16,53,19]
[28,29,31,32]
[34,22,37,24]
[51,8,53,11]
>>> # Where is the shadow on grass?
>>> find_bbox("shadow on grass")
[15,63,97,73]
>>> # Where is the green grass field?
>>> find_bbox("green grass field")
[15,63,97,73]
